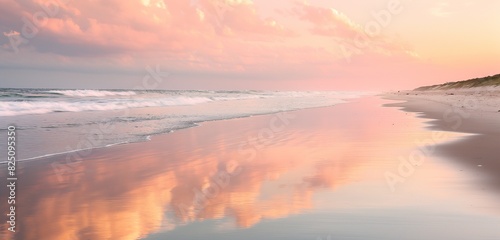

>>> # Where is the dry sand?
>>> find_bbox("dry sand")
[389,87,500,113]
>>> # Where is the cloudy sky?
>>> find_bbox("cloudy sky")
[1,0,499,90]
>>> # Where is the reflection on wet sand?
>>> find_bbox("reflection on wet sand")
[386,99,500,195]
[0,97,458,240]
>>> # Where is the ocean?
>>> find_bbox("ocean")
[0,89,366,161]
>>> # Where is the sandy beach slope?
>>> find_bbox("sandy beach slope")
[385,89,500,193]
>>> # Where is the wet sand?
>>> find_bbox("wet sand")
[385,92,500,194]
[1,96,500,240]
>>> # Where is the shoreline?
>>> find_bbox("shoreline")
[0,97,361,164]
[384,89,500,134]
[384,90,500,193]
[0,90,366,161]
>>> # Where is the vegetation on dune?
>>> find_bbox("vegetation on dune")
[415,73,500,91]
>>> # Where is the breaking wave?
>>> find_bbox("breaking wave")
[47,90,137,97]
[0,96,213,116]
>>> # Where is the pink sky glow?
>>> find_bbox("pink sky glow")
[1,0,499,90]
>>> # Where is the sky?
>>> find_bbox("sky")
[0,0,499,90]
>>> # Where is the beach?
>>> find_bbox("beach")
[2,95,500,240]
[385,89,500,194]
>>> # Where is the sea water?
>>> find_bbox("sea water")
[0,89,366,161]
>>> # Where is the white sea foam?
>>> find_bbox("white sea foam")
[0,89,371,160]
[0,91,372,117]
[0,96,213,116]
[47,90,137,97]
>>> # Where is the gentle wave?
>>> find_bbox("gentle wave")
[47,90,137,97]
[0,96,213,116]
[0,89,371,161]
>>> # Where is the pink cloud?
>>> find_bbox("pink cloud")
[293,1,362,39]
[0,0,294,57]
[292,1,415,58]
[1,0,493,90]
